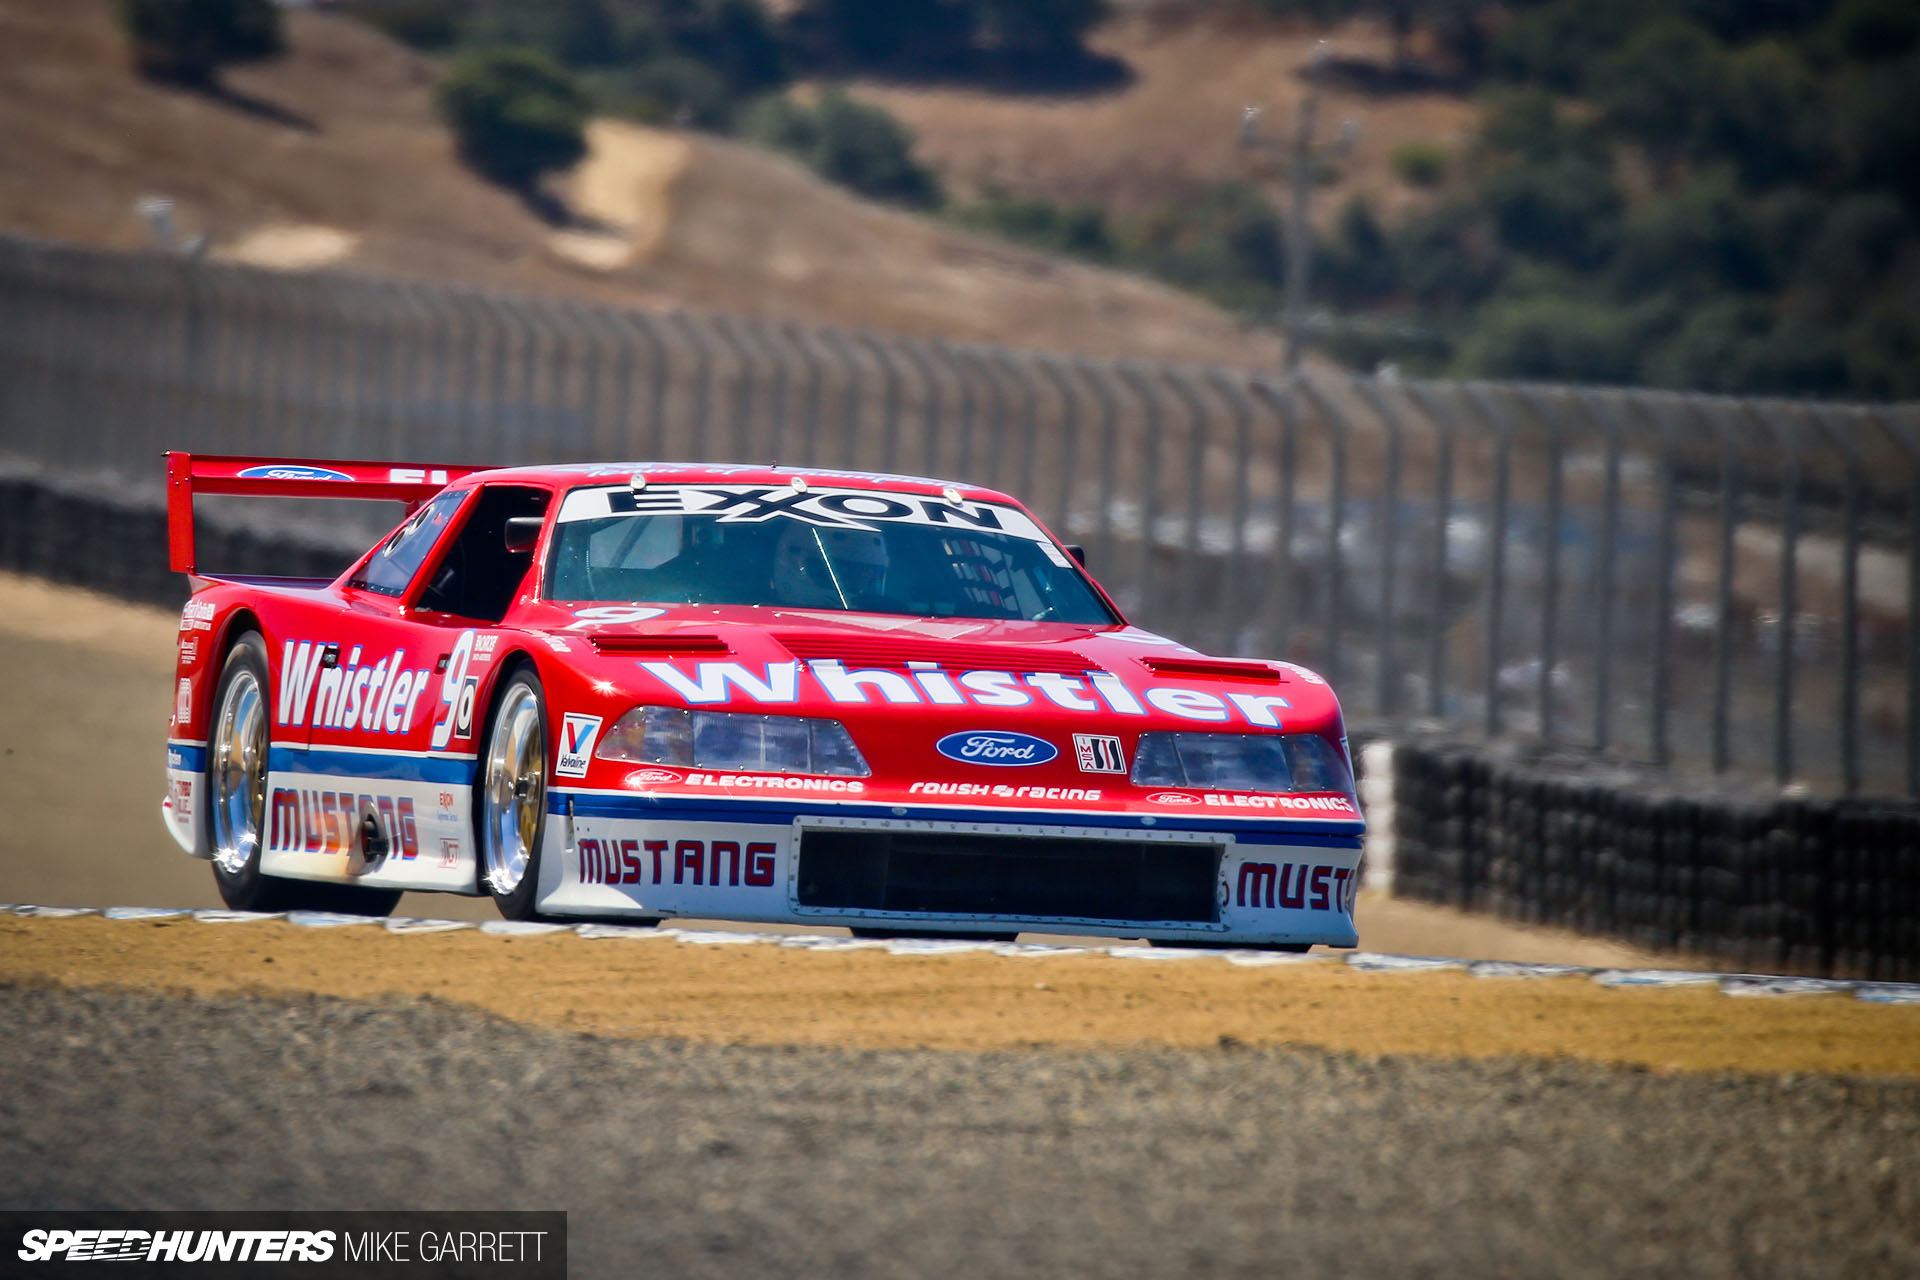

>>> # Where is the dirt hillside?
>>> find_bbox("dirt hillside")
[0,0,1282,364]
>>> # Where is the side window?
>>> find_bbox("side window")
[349,491,467,597]
[416,485,553,623]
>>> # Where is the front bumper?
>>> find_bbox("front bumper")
[537,788,1361,946]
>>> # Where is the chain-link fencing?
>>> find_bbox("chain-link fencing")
[1,232,1914,798]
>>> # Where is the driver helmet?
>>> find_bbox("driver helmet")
[771,523,889,607]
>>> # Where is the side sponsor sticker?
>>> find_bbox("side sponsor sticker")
[556,714,602,778]
[1073,733,1126,774]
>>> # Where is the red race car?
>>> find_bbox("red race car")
[162,455,1362,947]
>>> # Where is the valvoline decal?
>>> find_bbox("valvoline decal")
[936,730,1059,767]
[238,464,353,482]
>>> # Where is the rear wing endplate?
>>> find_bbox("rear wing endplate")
[166,452,493,575]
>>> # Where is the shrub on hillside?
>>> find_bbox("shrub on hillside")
[120,0,283,86]
[1389,141,1447,187]
[740,89,941,208]
[437,47,591,190]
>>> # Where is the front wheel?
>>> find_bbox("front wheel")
[207,631,400,917]
[476,667,550,920]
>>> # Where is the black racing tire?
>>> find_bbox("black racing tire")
[474,665,550,921]
[206,631,402,918]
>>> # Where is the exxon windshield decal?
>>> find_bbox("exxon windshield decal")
[936,730,1059,767]
[237,464,354,482]
[556,484,1051,543]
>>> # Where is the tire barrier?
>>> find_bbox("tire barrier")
[1377,730,1920,982]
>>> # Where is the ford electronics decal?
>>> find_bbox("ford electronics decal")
[935,730,1059,767]
[236,464,355,482]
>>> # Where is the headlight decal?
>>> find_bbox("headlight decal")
[1129,731,1353,795]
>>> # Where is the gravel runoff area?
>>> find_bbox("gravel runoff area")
[3,983,1916,1280]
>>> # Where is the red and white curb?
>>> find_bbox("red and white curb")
[6,904,1919,1004]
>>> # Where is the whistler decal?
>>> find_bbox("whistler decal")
[556,713,601,778]
[237,464,353,482]
[936,731,1059,767]
[278,641,434,735]
[633,660,1295,727]
[557,483,1051,544]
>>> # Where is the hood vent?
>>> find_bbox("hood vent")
[1138,656,1285,683]
[775,633,1100,676]
[588,633,730,656]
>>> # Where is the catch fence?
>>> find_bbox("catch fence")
[1,232,1914,798]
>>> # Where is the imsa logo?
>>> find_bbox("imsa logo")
[1073,733,1126,774]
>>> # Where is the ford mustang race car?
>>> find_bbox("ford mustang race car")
[162,454,1362,947]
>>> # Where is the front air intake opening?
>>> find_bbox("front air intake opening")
[797,829,1221,924]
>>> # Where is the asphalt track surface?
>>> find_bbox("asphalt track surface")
[5,573,1920,1275]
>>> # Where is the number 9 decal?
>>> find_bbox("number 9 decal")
[431,630,480,751]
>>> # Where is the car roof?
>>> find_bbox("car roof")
[463,462,1018,504]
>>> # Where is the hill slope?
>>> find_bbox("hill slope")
[0,0,1280,366]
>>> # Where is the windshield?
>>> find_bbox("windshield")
[546,483,1117,624]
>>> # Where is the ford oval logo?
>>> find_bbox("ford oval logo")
[238,464,353,482]
[1147,791,1202,806]
[935,730,1058,767]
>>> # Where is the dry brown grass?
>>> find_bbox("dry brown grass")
[852,10,1482,226]
[0,0,1296,365]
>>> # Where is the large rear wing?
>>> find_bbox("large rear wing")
[166,452,494,574]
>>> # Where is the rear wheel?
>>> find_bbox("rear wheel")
[207,632,400,917]
[477,667,549,920]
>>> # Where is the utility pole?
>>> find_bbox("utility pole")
[1239,42,1357,374]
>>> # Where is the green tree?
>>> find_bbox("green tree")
[437,47,592,190]
[1454,294,1642,384]
[120,0,283,86]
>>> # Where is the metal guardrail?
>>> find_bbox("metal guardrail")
[0,233,1914,797]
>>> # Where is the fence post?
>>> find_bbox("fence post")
[1118,364,1162,622]
[1211,370,1256,656]
[1403,382,1458,720]
[709,315,757,463]
[1082,359,1121,585]
[1512,386,1566,743]
[1870,408,1920,798]
[1295,377,1350,690]
[1354,375,1408,718]
[1750,401,1803,787]
[863,335,904,476]
[1565,390,1625,751]
[1039,355,1080,535]
[1631,394,1683,767]
[896,340,943,480]
[1165,368,1212,644]
[1812,407,1865,796]
[1250,378,1299,662]
[672,312,713,455]
[1462,385,1515,738]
